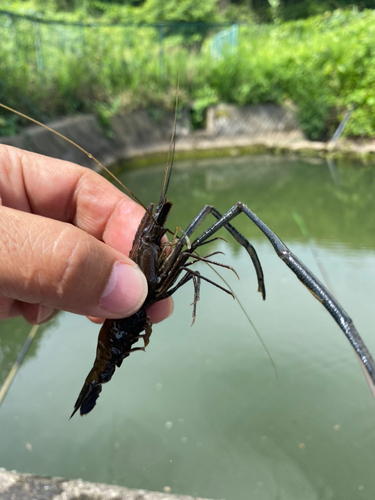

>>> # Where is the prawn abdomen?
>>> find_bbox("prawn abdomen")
[71,309,150,417]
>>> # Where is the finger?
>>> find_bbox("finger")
[19,303,58,324]
[0,145,145,256]
[87,316,105,325]
[147,298,174,324]
[0,207,148,319]
[0,295,57,324]
[0,295,21,319]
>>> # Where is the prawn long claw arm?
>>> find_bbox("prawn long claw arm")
[188,202,375,388]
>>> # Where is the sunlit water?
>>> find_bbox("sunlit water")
[1,155,375,500]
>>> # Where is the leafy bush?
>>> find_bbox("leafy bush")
[1,7,375,140]
[191,9,375,139]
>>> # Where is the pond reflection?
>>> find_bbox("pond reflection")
[1,155,375,500]
[0,317,54,388]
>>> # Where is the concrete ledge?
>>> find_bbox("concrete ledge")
[0,469,215,500]
[0,108,182,170]
[206,103,301,136]
[1,105,374,168]
[0,114,114,170]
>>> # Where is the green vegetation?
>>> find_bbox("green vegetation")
[0,3,374,140]
[195,9,375,139]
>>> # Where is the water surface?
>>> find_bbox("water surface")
[1,155,375,500]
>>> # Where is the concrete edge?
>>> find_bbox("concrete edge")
[1,106,374,171]
[0,469,218,500]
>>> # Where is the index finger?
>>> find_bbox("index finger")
[0,145,145,255]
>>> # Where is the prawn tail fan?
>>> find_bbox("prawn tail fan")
[70,380,102,418]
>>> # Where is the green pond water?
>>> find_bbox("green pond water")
[1,155,375,500]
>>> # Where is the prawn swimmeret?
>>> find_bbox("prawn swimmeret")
[0,102,375,417]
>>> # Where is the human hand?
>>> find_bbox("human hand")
[0,145,173,324]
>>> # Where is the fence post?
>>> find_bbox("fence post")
[158,24,164,84]
[33,21,44,74]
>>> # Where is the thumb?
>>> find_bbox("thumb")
[0,207,148,318]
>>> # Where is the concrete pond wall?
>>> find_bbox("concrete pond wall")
[0,103,335,170]
[1,103,373,168]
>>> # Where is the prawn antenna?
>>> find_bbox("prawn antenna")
[203,259,278,379]
[159,77,179,205]
[0,103,148,211]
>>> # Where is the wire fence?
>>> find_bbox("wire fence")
[0,10,235,86]
[0,8,252,133]
[0,10,304,149]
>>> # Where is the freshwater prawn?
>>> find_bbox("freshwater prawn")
[1,102,375,417]
[70,126,267,417]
